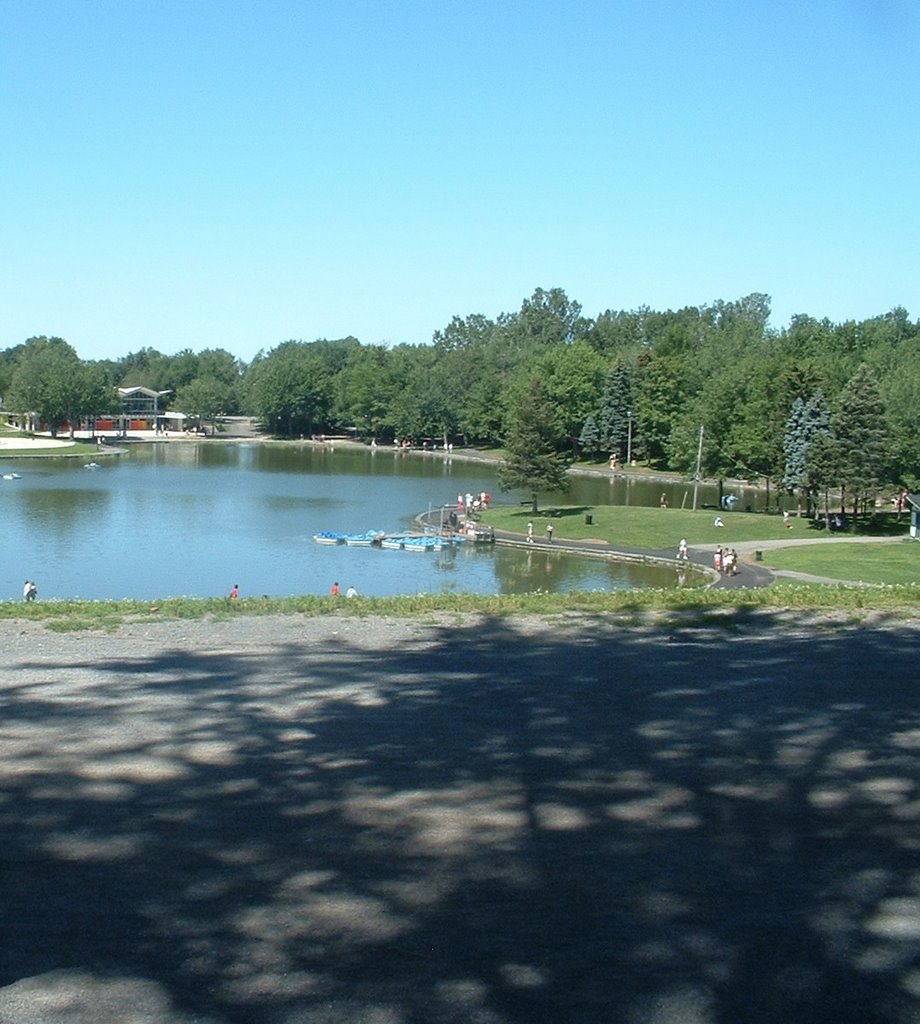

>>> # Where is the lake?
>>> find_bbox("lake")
[1,443,730,601]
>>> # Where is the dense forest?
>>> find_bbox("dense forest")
[2,288,919,509]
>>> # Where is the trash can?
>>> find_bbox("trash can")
[585,514,593,525]
[755,550,763,562]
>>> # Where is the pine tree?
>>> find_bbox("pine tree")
[833,365,889,515]
[805,430,845,529]
[598,360,634,461]
[499,376,571,513]
[782,389,831,512]
[578,414,602,458]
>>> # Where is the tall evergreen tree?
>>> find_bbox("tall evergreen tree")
[782,389,831,512]
[499,376,571,513]
[833,365,889,515]
[598,360,635,462]
[578,414,602,458]
[805,430,845,529]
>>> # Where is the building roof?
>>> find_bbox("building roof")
[117,387,173,399]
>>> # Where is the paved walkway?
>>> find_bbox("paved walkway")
[457,527,908,591]
[485,529,772,589]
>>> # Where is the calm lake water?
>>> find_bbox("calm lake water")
[1,443,736,601]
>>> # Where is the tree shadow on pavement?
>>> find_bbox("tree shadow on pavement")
[1,609,918,1023]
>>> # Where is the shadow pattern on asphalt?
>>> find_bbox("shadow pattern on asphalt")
[1,610,918,1023]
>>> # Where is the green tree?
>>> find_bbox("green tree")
[832,364,889,515]
[335,344,392,439]
[578,414,602,458]
[175,375,234,433]
[513,287,591,348]
[76,362,116,434]
[247,341,334,436]
[534,341,606,455]
[0,342,27,409]
[498,376,572,512]
[633,353,686,468]
[782,390,831,515]
[8,337,83,435]
[598,360,635,462]
[805,430,845,529]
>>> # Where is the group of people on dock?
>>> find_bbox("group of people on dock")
[458,491,491,514]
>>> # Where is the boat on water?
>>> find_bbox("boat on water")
[343,530,385,547]
[401,535,449,552]
[313,531,345,545]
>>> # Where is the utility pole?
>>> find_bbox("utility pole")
[692,425,704,511]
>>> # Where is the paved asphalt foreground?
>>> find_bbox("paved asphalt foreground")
[1,610,918,1024]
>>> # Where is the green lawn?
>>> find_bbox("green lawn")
[0,442,102,458]
[761,540,920,585]
[481,504,917,584]
[0,424,101,458]
[481,503,846,549]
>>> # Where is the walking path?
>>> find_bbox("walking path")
[452,525,907,591]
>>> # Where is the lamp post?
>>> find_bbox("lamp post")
[626,412,633,466]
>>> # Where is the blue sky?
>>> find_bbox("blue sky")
[1,0,918,363]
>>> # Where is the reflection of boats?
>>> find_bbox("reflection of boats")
[343,530,385,547]
[313,531,345,545]
[84,462,101,470]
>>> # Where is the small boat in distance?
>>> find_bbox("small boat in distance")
[343,530,385,547]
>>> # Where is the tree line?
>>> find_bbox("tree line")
[2,288,918,510]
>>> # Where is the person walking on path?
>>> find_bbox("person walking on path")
[527,521,534,544]
[545,523,554,543]
[678,538,688,561]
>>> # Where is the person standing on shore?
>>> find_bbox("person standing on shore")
[23,580,37,602]
[229,584,239,601]
[330,581,340,596]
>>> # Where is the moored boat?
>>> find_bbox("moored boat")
[343,530,385,546]
[313,531,345,545]
[401,535,449,552]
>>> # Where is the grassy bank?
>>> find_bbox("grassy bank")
[0,426,101,458]
[761,541,920,584]
[480,503,919,584]
[3,584,920,632]
[481,503,908,549]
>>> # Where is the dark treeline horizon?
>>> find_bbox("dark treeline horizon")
[2,288,919,499]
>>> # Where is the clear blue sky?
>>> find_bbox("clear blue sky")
[2,0,918,363]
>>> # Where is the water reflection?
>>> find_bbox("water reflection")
[1,445,701,601]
